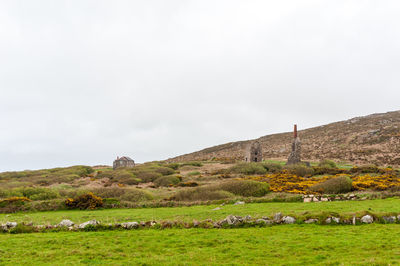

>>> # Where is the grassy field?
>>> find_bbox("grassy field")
[1,198,400,225]
[1,224,400,265]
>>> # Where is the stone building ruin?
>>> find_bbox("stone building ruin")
[245,141,262,162]
[113,156,135,170]
[286,124,301,165]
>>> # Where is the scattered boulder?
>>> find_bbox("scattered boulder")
[382,216,396,223]
[303,197,312,203]
[304,219,318,224]
[256,218,272,225]
[234,201,245,205]
[282,216,296,224]
[219,215,243,226]
[361,215,373,224]
[273,213,283,223]
[325,217,340,224]
[78,219,99,229]
[5,222,17,229]
[122,222,139,229]
[244,215,252,221]
[212,207,222,211]
[321,197,329,202]
[58,219,74,227]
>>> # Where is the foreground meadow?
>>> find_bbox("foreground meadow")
[1,224,400,265]
[1,198,400,225]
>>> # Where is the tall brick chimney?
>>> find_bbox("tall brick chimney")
[294,124,297,139]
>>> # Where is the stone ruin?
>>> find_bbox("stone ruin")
[286,124,301,165]
[113,156,135,170]
[244,141,262,162]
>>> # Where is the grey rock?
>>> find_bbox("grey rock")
[234,201,245,205]
[326,217,339,224]
[78,219,99,229]
[212,207,222,211]
[220,215,242,226]
[304,219,318,224]
[282,216,296,224]
[58,219,74,227]
[5,222,17,229]
[256,219,272,225]
[383,216,396,223]
[273,212,283,223]
[361,215,373,224]
[303,197,312,203]
[244,215,252,221]
[121,222,139,229]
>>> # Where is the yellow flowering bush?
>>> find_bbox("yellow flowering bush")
[244,169,400,194]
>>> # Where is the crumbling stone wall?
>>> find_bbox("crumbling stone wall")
[245,141,262,162]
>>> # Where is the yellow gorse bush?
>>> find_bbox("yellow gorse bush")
[244,169,400,194]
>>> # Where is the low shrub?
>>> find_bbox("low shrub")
[309,176,353,194]
[120,189,153,202]
[284,164,314,177]
[181,161,203,167]
[164,163,180,170]
[178,181,199,187]
[216,180,270,197]
[228,162,267,175]
[154,175,181,187]
[0,197,31,208]
[312,167,346,176]
[172,187,234,201]
[350,165,381,174]
[154,167,175,176]
[318,159,337,168]
[262,162,283,173]
[135,171,163,183]
[65,192,103,210]
[90,187,127,198]
[187,171,201,176]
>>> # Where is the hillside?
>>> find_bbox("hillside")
[168,110,400,166]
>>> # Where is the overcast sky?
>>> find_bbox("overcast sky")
[1,1,400,171]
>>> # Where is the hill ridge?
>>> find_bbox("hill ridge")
[167,110,400,166]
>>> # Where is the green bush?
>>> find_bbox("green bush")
[284,164,314,177]
[18,187,59,200]
[164,163,180,170]
[65,192,103,210]
[0,197,31,208]
[350,165,381,174]
[318,159,337,168]
[172,188,234,201]
[228,162,267,175]
[187,171,201,176]
[135,171,163,183]
[216,180,270,197]
[154,167,175,176]
[90,187,127,198]
[154,175,181,187]
[262,162,283,173]
[181,161,203,167]
[309,176,353,194]
[120,189,153,202]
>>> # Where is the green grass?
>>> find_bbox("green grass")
[1,225,400,265]
[2,198,400,225]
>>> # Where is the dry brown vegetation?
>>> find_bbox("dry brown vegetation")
[167,110,400,166]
